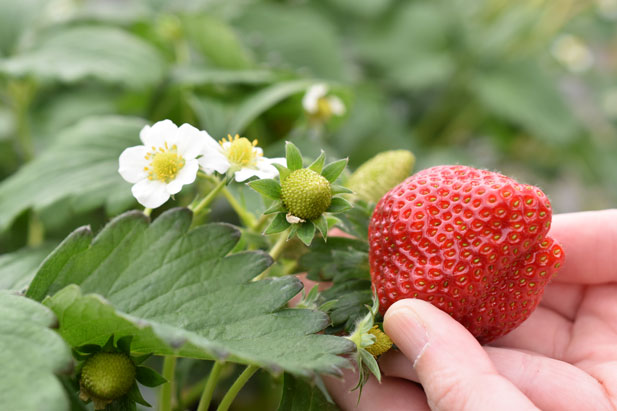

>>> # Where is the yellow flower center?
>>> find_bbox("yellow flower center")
[365,325,393,357]
[144,143,185,183]
[220,134,261,167]
[315,97,333,119]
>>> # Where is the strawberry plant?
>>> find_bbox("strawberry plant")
[1,0,615,410]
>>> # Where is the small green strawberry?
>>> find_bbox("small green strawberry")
[347,150,415,203]
[248,142,353,246]
[281,168,332,221]
[74,335,166,410]
[80,352,135,406]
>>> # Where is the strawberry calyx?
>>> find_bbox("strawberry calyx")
[248,142,352,246]
[345,295,392,393]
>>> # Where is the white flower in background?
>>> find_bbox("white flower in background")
[597,0,617,20]
[118,120,204,209]
[199,134,285,182]
[551,34,594,73]
[302,83,346,120]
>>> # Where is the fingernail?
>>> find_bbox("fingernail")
[384,303,430,368]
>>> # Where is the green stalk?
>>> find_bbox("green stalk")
[196,361,224,411]
[269,229,289,260]
[159,356,177,411]
[221,187,257,230]
[253,230,289,281]
[191,178,227,217]
[216,365,259,411]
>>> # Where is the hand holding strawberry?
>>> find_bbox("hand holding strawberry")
[326,210,617,410]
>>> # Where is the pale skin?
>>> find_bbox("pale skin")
[324,209,617,410]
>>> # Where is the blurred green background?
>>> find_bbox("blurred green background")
[1,0,616,244]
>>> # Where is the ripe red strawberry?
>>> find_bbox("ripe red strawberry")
[369,165,565,343]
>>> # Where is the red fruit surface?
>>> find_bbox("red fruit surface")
[369,165,565,343]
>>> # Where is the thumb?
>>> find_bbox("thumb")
[384,299,538,411]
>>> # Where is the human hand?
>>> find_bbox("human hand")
[325,210,617,410]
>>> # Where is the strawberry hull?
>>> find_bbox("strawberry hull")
[368,165,565,344]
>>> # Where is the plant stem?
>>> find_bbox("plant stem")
[221,187,257,230]
[159,356,177,411]
[144,207,152,217]
[196,361,224,411]
[27,212,44,247]
[253,230,289,281]
[216,365,259,411]
[191,178,227,218]
[269,230,289,260]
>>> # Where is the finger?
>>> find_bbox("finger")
[380,348,614,411]
[323,367,429,411]
[550,210,617,284]
[491,305,572,360]
[384,299,538,411]
[539,282,584,320]
[486,347,616,411]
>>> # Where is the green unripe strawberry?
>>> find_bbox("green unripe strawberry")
[80,352,136,402]
[281,168,332,220]
[347,150,415,203]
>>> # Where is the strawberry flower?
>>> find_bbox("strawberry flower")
[198,134,285,182]
[118,119,205,209]
[302,83,345,121]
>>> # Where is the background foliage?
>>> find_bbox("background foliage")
[1,0,615,409]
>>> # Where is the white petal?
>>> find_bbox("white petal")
[302,83,328,113]
[267,157,287,167]
[176,123,210,159]
[328,96,346,116]
[233,168,260,182]
[118,146,149,183]
[234,158,279,181]
[131,179,170,208]
[140,119,178,148]
[166,159,198,195]
[198,150,230,174]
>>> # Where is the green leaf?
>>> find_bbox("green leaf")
[26,226,94,302]
[471,63,579,144]
[359,349,381,382]
[296,222,316,246]
[0,116,146,232]
[285,141,303,171]
[235,4,346,80]
[172,66,276,86]
[116,335,133,355]
[331,185,353,195]
[39,208,353,376]
[228,80,312,135]
[0,243,55,291]
[312,215,329,240]
[0,26,166,88]
[0,292,72,411]
[248,178,282,200]
[265,212,291,235]
[277,373,339,411]
[273,163,291,182]
[321,159,348,183]
[308,151,326,174]
[327,197,352,214]
[264,201,287,215]
[182,14,254,69]
[125,384,147,408]
[0,0,46,56]
[135,366,167,387]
